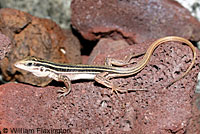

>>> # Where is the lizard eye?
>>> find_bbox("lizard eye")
[26,62,33,66]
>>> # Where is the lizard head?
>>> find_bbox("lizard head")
[14,56,50,77]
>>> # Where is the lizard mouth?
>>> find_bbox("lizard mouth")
[14,62,22,68]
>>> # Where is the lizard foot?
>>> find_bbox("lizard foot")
[57,87,71,98]
[111,86,147,95]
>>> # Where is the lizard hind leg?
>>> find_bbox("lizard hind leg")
[94,72,126,95]
[105,52,145,66]
[95,72,147,94]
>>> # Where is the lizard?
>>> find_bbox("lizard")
[14,36,196,97]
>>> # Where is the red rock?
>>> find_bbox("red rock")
[81,55,89,64]
[0,8,81,86]
[0,83,60,128]
[91,39,200,133]
[0,33,11,60]
[0,39,199,133]
[87,38,129,64]
[186,93,200,134]
[71,0,200,43]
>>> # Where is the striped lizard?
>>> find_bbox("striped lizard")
[14,36,196,97]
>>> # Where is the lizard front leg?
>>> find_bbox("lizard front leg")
[56,75,72,98]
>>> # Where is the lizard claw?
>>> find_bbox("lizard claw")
[111,88,119,96]
[57,87,71,98]
[111,86,127,95]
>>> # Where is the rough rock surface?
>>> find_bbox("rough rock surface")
[0,33,11,60]
[71,0,200,43]
[87,38,129,64]
[186,93,200,134]
[0,8,81,86]
[0,40,199,133]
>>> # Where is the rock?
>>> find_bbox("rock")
[71,0,200,43]
[0,0,72,29]
[81,55,89,64]
[0,83,60,128]
[0,33,11,60]
[186,93,200,134]
[0,8,81,86]
[61,29,81,64]
[87,38,129,64]
[90,39,200,133]
[0,39,199,133]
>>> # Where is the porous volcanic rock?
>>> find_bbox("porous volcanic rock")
[0,8,81,86]
[0,39,199,133]
[0,33,11,60]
